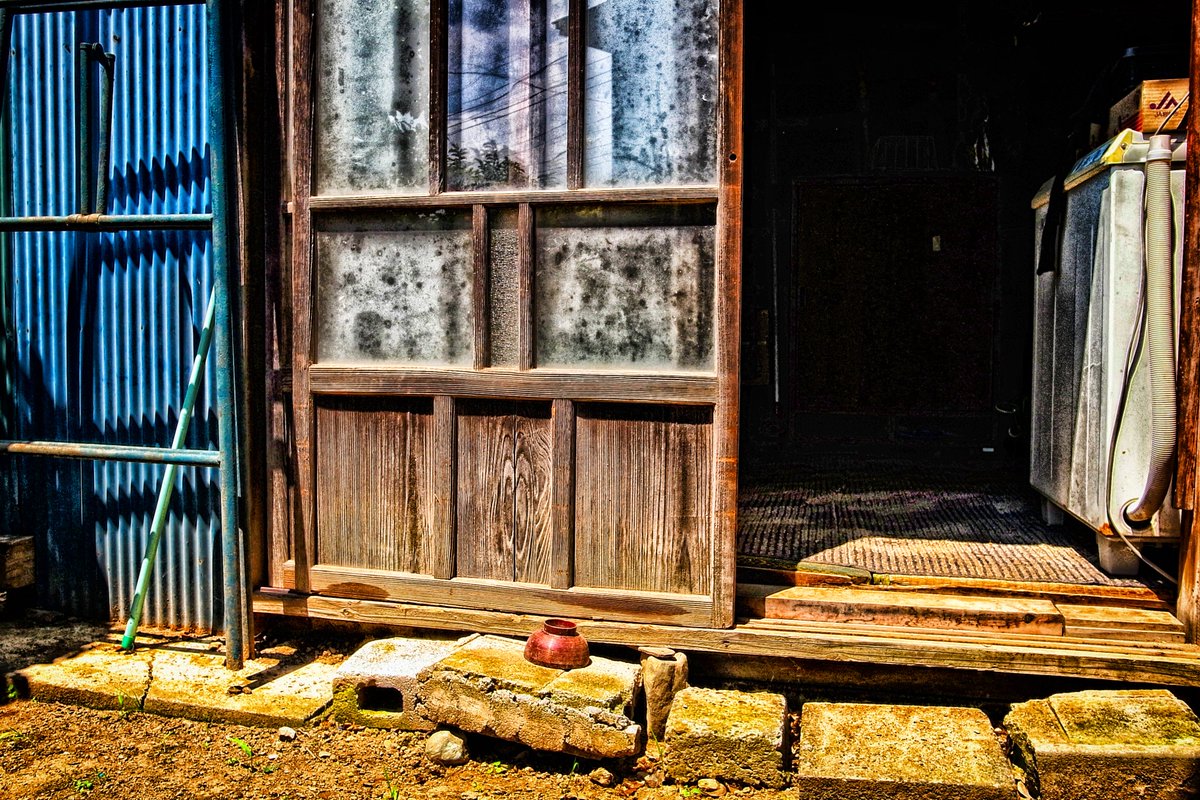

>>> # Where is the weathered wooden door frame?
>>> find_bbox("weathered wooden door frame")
[271,0,744,629]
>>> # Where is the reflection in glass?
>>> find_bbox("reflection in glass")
[317,212,473,364]
[448,0,569,190]
[315,0,430,194]
[584,0,718,187]
[536,205,715,370]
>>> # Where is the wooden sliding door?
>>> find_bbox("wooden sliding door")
[279,0,743,627]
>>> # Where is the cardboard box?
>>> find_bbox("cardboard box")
[1108,79,1190,137]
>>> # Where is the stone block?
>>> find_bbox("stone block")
[415,635,642,759]
[663,687,788,788]
[12,643,151,710]
[793,702,1013,800]
[1005,689,1200,800]
[331,635,468,730]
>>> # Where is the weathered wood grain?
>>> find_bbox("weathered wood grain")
[550,398,575,589]
[456,402,517,580]
[518,204,534,370]
[0,535,32,589]
[472,205,489,370]
[513,410,554,584]
[315,397,434,574]
[430,396,457,579]
[566,0,583,189]
[711,0,743,629]
[1058,604,1186,634]
[308,365,717,404]
[307,187,718,211]
[305,566,713,625]
[253,591,1200,686]
[429,0,448,194]
[574,404,713,595]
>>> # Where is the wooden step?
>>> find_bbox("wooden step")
[1058,604,1186,643]
[761,585,1064,636]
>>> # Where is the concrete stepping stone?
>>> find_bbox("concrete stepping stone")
[793,702,1014,799]
[663,686,788,788]
[331,634,470,730]
[1005,689,1200,800]
[414,634,642,759]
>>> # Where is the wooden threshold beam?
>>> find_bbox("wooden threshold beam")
[308,186,718,212]
[253,590,1200,687]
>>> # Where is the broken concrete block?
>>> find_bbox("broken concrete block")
[640,647,688,740]
[1005,689,1200,800]
[415,635,642,759]
[663,687,788,788]
[794,702,1013,800]
[331,635,469,730]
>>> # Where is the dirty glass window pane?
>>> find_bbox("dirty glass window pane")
[584,0,718,187]
[535,205,715,370]
[317,212,473,364]
[488,208,521,366]
[447,0,569,190]
[315,0,430,194]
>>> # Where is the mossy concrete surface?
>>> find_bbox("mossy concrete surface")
[12,642,151,711]
[330,634,469,730]
[792,702,1014,800]
[663,686,788,789]
[1005,690,1200,800]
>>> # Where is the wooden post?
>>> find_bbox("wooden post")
[1176,0,1200,640]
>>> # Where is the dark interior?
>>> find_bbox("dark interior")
[737,1,1191,585]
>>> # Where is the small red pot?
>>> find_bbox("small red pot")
[524,619,590,669]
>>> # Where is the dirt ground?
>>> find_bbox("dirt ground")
[0,614,795,800]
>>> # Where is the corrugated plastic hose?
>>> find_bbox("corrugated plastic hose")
[1123,135,1177,527]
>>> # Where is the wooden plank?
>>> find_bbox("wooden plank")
[711,0,743,629]
[518,203,534,370]
[737,562,872,588]
[1057,604,1186,634]
[513,409,554,584]
[574,405,713,596]
[869,574,1173,611]
[430,396,456,580]
[306,565,713,625]
[1063,626,1186,644]
[550,399,575,589]
[456,402,516,581]
[762,586,1064,636]
[566,0,583,189]
[315,398,434,574]
[288,0,316,593]
[307,187,718,211]
[0,535,32,589]
[428,0,448,194]
[252,591,1200,686]
[308,365,718,405]
[472,205,489,370]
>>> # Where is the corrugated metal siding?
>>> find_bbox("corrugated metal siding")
[9,5,219,630]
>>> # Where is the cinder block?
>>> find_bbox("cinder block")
[1005,690,1200,800]
[331,635,470,730]
[663,687,788,788]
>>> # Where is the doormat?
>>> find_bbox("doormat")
[737,455,1160,587]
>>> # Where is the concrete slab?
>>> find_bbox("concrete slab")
[1005,690,1200,800]
[144,647,337,728]
[793,702,1014,800]
[331,634,469,730]
[542,654,641,715]
[11,642,151,711]
[663,687,788,789]
[415,634,642,759]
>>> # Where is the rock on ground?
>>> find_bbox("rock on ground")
[663,686,788,789]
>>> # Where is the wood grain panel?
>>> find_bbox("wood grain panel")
[316,397,435,573]
[574,404,713,595]
[455,401,553,583]
[550,399,575,589]
[307,186,718,211]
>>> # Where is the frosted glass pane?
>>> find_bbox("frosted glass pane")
[315,0,430,194]
[536,205,715,370]
[447,0,569,190]
[488,209,520,367]
[317,212,473,364]
[584,0,718,187]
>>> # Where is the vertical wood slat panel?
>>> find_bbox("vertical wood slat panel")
[518,203,534,370]
[574,405,713,595]
[566,0,584,189]
[550,398,575,589]
[472,205,489,370]
[456,401,553,583]
[431,395,457,579]
[316,398,435,573]
[712,0,744,628]
[429,0,448,194]
[290,0,316,593]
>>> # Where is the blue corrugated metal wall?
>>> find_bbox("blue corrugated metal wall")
[8,5,220,630]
